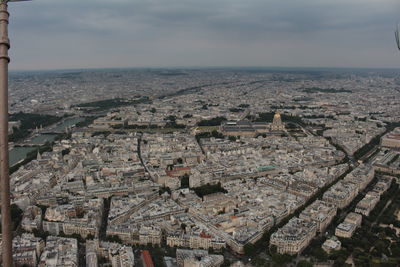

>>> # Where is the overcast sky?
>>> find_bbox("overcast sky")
[7,0,400,70]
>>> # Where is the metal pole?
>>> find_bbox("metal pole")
[0,1,12,266]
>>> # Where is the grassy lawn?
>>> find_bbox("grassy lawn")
[193,126,220,132]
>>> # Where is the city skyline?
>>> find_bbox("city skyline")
[7,0,400,70]
[2,0,400,264]
[7,67,400,266]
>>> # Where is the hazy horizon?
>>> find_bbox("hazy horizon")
[9,65,400,74]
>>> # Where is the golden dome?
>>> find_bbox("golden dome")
[274,112,281,119]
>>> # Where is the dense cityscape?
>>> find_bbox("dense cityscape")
[2,68,400,266]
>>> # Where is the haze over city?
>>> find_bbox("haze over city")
[8,0,400,70]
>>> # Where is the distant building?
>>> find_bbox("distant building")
[355,194,379,216]
[322,236,341,253]
[322,181,358,209]
[270,218,317,255]
[344,212,362,226]
[164,256,178,267]
[299,200,337,233]
[270,112,285,131]
[381,128,400,148]
[21,205,43,232]
[335,222,357,238]
[43,199,103,238]
[139,226,162,246]
[335,211,362,238]
[221,112,285,137]
[166,230,226,251]
[373,151,400,175]
[13,233,45,267]
[176,249,224,267]
[38,236,78,267]
[220,120,259,137]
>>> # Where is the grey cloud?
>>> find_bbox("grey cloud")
[5,0,400,70]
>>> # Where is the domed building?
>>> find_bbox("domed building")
[270,112,285,131]
[220,111,285,136]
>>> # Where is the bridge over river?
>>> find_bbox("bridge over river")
[9,117,85,167]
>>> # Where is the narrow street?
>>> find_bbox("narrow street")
[99,197,111,240]
[137,132,152,179]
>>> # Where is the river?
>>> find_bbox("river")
[9,117,85,167]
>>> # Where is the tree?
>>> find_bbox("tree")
[164,115,177,122]
[32,229,50,240]
[228,136,237,142]
[197,116,227,126]
[269,245,277,254]
[86,234,95,240]
[180,223,187,230]
[180,174,190,188]
[192,182,227,198]
[159,186,171,195]
[211,130,224,139]
[98,256,108,264]
[271,253,293,265]
[61,148,70,156]
[238,104,250,108]
[165,121,185,129]
[221,259,232,267]
[252,257,268,267]
[312,247,328,261]
[10,203,23,230]
[8,112,63,142]
[105,235,123,243]
[297,260,313,267]
[244,243,256,256]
